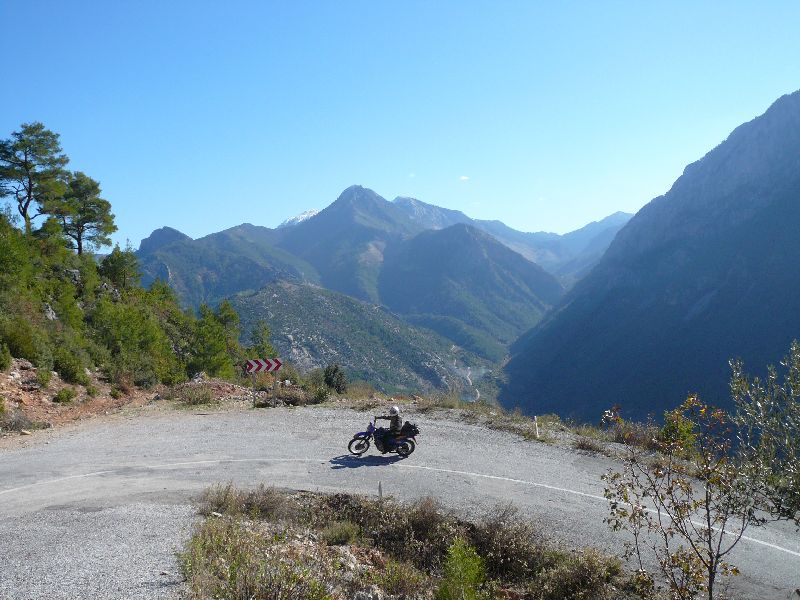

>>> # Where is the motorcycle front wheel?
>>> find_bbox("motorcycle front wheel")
[348,437,370,455]
[396,440,415,457]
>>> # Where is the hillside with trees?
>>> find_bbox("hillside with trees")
[0,123,252,395]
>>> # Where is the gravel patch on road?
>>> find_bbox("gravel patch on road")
[0,501,195,600]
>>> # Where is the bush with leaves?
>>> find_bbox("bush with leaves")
[604,395,755,600]
[324,363,348,394]
[0,343,10,371]
[435,538,488,600]
[732,340,800,526]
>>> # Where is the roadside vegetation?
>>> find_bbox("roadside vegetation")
[0,122,270,425]
[603,342,800,600]
[180,483,650,600]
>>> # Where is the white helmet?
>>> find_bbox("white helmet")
[389,405,400,416]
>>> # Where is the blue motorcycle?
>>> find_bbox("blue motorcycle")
[348,417,419,457]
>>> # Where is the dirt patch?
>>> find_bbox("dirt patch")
[0,359,153,432]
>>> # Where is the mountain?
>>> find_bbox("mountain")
[230,281,490,394]
[391,196,631,283]
[138,226,192,254]
[278,210,319,229]
[502,90,800,422]
[379,223,564,361]
[138,223,319,306]
[392,197,472,230]
[273,186,422,302]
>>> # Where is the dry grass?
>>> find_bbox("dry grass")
[182,484,652,600]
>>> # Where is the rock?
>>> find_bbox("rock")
[20,430,32,436]
[64,268,82,286]
[192,372,208,383]
[211,512,223,518]
[16,359,34,370]
[43,303,57,321]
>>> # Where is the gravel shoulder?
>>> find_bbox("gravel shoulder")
[1,405,798,599]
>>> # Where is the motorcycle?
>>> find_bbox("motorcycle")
[348,417,420,458]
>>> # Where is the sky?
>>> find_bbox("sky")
[1,1,799,248]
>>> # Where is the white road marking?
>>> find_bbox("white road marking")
[1,457,798,558]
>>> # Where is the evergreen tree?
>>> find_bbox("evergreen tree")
[189,304,235,378]
[45,171,116,254]
[249,319,276,358]
[0,123,69,234]
[99,243,141,290]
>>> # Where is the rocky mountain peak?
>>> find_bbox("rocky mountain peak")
[138,226,191,254]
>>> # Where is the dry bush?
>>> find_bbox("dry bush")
[532,548,624,600]
[320,521,361,546]
[573,437,606,453]
[471,503,545,584]
[200,483,289,520]
[275,385,311,406]
[179,517,330,600]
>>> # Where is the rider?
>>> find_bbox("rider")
[375,405,403,448]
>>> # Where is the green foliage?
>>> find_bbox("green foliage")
[248,318,276,358]
[604,395,755,599]
[0,343,10,371]
[43,171,116,255]
[53,387,77,404]
[380,559,428,597]
[99,244,141,290]
[323,363,348,394]
[732,340,800,526]
[35,368,52,388]
[658,405,698,454]
[189,304,236,379]
[435,538,487,600]
[320,521,360,546]
[0,122,69,234]
[90,297,181,387]
[52,341,90,385]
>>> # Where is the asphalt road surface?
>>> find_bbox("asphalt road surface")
[1,406,798,599]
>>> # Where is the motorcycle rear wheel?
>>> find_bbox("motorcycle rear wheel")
[348,437,370,455]
[396,440,415,457]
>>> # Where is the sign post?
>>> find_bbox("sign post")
[245,358,283,407]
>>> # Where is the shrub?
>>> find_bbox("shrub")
[311,386,330,404]
[321,521,360,546]
[110,387,123,399]
[85,384,98,397]
[435,538,487,600]
[176,384,215,406]
[179,517,329,600]
[53,345,90,385]
[574,437,605,453]
[471,503,544,584]
[381,559,429,596]
[0,343,10,371]
[53,387,77,404]
[323,363,348,394]
[0,406,34,432]
[200,483,289,521]
[35,368,52,388]
[534,548,623,600]
[0,396,5,416]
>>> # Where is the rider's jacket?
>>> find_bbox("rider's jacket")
[378,414,403,433]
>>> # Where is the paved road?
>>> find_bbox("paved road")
[1,407,798,599]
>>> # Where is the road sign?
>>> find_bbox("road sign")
[245,358,283,373]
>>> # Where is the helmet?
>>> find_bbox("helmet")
[389,405,400,416]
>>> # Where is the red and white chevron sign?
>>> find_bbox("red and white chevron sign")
[245,358,283,373]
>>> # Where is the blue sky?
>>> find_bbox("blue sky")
[1,1,799,248]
